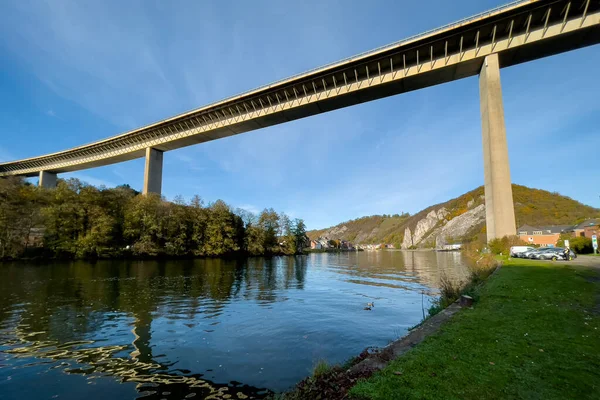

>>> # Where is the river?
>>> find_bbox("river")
[0,250,468,399]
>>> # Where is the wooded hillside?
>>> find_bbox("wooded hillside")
[308,184,599,247]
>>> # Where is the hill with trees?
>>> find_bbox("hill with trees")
[0,177,306,260]
[308,184,599,248]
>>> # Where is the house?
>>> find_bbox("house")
[340,240,354,250]
[570,219,600,239]
[310,240,322,250]
[440,244,462,251]
[318,238,330,249]
[517,224,572,246]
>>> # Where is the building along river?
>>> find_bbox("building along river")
[0,250,469,399]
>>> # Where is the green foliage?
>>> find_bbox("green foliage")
[0,177,305,259]
[308,213,410,245]
[0,177,45,258]
[312,360,331,379]
[513,184,600,226]
[427,298,444,317]
[557,235,594,254]
[488,235,527,255]
[292,218,307,253]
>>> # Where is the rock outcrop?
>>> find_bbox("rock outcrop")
[401,227,413,249]
[431,204,486,247]
[401,207,448,248]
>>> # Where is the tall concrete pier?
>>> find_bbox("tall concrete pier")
[143,148,163,195]
[38,171,57,189]
[479,53,516,241]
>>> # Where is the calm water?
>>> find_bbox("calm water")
[0,251,468,400]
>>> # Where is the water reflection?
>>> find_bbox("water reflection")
[0,251,467,399]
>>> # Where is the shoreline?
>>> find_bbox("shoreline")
[277,258,600,399]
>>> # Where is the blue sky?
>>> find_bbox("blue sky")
[1,0,599,230]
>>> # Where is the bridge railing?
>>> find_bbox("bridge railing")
[209,0,529,102]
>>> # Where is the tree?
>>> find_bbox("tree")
[124,193,165,256]
[0,177,45,258]
[189,195,208,256]
[292,219,307,253]
[203,200,242,256]
[258,208,280,254]
[0,177,306,260]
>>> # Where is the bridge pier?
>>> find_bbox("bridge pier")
[143,147,163,195]
[479,53,516,242]
[38,171,57,189]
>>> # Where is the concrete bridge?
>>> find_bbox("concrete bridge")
[1,0,599,241]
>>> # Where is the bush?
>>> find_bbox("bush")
[558,236,594,254]
[488,235,527,255]
[312,360,331,379]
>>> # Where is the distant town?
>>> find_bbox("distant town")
[309,238,396,251]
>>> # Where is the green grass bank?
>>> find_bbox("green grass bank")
[350,259,600,400]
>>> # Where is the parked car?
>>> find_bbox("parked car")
[510,246,536,258]
[527,247,554,259]
[520,248,539,258]
[533,247,577,261]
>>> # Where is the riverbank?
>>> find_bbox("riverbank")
[0,249,307,263]
[303,248,362,254]
[350,258,600,399]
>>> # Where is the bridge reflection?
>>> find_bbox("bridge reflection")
[0,252,467,397]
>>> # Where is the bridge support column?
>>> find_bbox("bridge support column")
[143,147,163,195]
[479,53,516,242]
[38,171,57,189]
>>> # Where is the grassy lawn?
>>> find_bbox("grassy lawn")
[350,260,600,400]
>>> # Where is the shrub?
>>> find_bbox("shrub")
[558,236,594,254]
[312,360,331,379]
[427,298,444,317]
[488,235,527,255]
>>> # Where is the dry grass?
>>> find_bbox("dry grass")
[439,274,463,304]
[428,251,499,317]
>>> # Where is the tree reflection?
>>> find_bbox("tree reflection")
[0,256,309,398]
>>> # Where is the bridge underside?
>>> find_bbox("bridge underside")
[12,25,600,178]
[2,0,598,178]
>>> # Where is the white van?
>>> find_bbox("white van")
[510,246,536,258]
